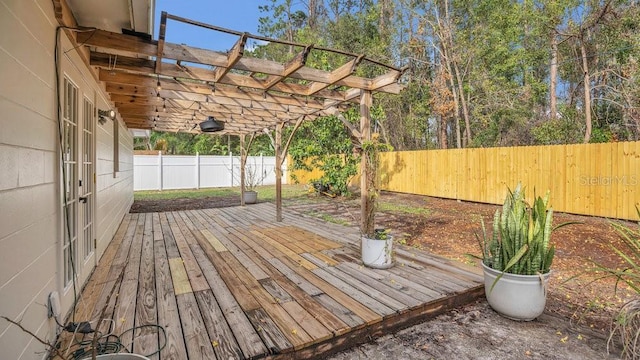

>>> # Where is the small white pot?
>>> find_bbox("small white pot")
[361,235,394,269]
[482,262,550,321]
[243,190,257,204]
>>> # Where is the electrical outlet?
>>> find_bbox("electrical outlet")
[47,291,60,319]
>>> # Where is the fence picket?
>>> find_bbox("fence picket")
[134,154,281,191]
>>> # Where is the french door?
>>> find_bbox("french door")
[62,77,95,289]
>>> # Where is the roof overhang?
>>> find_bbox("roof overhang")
[67,0,154,34]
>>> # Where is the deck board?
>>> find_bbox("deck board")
[154,227,189,360]
[113,213,144,351]
[134,213,158,357]
[57,203,484,360]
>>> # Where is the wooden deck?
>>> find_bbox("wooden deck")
[62,203,484,359]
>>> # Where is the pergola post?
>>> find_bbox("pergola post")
[360,90,374,237]
[275,123,284,222]
[265,117,305,222]
[239,135,246,206]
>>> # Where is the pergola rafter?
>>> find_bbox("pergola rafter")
[77,11,405,134]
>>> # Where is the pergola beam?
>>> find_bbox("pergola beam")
[155,11,167,74]
[213,33,247,82]
[100,69,328,110]
[264,45,312,90]
[78,29,402,94]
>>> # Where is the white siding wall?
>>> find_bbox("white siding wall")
[96,116,134,259]
[0,1,133,358]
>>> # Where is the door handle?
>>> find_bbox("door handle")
[79,196,88,204]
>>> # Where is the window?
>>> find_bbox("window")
[82,97,95,260]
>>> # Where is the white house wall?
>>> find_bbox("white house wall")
[96,113,134,259]
[0,0,133,358]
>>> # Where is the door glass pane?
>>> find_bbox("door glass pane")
[82,98,94,260]
[62,77,78,286]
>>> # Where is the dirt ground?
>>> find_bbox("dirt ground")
[131,187,639,359]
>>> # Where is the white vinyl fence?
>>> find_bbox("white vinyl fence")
[134,153,284,191]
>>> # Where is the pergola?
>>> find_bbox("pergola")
[64,10,405,224]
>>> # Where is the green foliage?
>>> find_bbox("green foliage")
[478,184,572,276]
[531,116,583,145]
[288,112,359,196]
[134,184,308,202]
[147,131,274,156]
[254,0,639,151]
[378,202,431,216]
[584,207,640,359]
[589,207,640,295]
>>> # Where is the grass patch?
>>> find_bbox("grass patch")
[135,187,239,201]
[307,210,351,226]
[254,184,309,202]
[318,213,351,226]
[378,201,431,216]
[134,184,309,201]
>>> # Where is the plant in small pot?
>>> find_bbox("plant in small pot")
[360,134,394,269]
[242,159,269,204]
[477,184,574,321]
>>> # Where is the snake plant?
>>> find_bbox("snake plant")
[479,184,573,275]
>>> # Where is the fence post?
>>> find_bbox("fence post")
[229,151,234,187]
[158,151,163,191]
[260,153,264,186]
[195,152,200,189]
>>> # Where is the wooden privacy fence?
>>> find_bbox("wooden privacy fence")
[377,142,640,220]
[290,142,640,220]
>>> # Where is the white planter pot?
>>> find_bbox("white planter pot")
[243,190,257,204]
[361,235,394,269]
[482,262,550,321]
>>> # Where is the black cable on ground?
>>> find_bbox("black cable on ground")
[68,324,167,360]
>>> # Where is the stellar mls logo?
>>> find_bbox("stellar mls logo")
[579,175,638,186]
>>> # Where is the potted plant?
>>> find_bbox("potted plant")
[242,160,269,204]
[477,184,573,320]
[360,133,394,269]
[362,228,394,268]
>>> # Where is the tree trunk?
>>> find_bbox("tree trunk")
[549,31,558,120]
[439,115,448,149]
[453,61,472,146]
[446,61,461,148]
[307,0,318,30]
[580,39,592,143]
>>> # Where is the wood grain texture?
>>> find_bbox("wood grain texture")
[155,229,189,360]
[175,293,217,359]
[168,212,209,292]
[134,213,159,356]
[194,290,244,360]
[59,203,486,360]
[168,258,192,295]
[191,244,269,359]
[113,213,145,351]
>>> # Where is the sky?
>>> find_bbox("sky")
[153,0,269,52]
